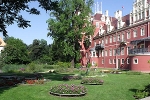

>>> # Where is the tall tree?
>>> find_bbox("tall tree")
[1,37,30,64]
[47,0,94,67]
[0,0,58,36]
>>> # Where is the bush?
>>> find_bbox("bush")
[62,75,81,81]
[81,77,104,85]
[126,71,141,75]
[26,63,44,73]
[75,63,81,69]
[50,84,87,96]
[2,64,27,73]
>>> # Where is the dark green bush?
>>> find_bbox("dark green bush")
[126,71,141,75]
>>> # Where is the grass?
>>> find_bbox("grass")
[0,71,150,100]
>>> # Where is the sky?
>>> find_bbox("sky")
[0,0,134,45]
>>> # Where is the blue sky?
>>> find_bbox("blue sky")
[0,0,134,45]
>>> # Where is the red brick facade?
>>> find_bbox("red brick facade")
[80,0,150,72]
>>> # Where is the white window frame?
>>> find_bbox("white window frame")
[109,59,112,64]
[91,51,96,57]
[113,59,116,64]
[117,34,120,41]
[113,49,116,56]
[141,28,145,36]
[110,36,112,43]
[133,58,138,64]
[121,59,124,64]
[102,50,104,57]
[105,50,107,56]
[121,33,125,41]
[127,58,129,64]
[121,47,125,55]
[133,30,137,37]
[109,49,112,56]
[127,32,131,39]
[113,35,116,42]
[92,61,96,66]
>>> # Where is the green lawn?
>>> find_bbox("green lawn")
[0,72,150,100]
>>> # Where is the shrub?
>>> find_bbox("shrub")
[26,63,44,73]
[81,77,104,85]
[126,71,141,75]
[50,84,87,96]
[2,64,27,73]
[75,63,81,69]
[134,90,149,99]
[62,75,81,81]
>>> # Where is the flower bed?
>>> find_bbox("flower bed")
[25,79,44,84]
[50,84,87,97]
[81,77,104,85]
[62,75,81,81]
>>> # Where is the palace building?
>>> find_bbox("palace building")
[80,0,150,72]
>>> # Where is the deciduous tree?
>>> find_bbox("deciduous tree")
[47,0,94,67]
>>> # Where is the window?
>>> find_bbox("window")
[109,36,112,43]
[139,13,141,19]
[133,30,137,37]
[121,47,125,55]
[105,50,107,56]
[121,33,125,41]
[117,34,120,41]
[92,51,96,57]
[96,22,99,28]
[113,35,116,42]
[102,50,104,57]
[92,61,96,66]
[113,59,116,64]
[113,49,116,56]
[141,28,145,36]
[127,58,130,64]
[127,32,131,39]
[142,11,144,19]
[117,48,120,55]
[99,50,101,57]
[102,59,104,64]
[109,49,112,56]
[135,14,137,21]
[127,47,131,55]
[121,59,124,64]
[133,58,138,64]
[109,59,113,64]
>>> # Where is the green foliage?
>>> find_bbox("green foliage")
[56,62,71,68]
[47,0,94,66]
[134,90,149,99]
[126,71,141,75]
[2,64,27,73]
[87,63,92,68]
[26,63,44,73]
[2,37,30,64]
[0,0,58,36]
[75,63,82,69]
[133,84,150,100]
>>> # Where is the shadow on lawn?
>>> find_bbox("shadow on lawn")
[41,72,75,81]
